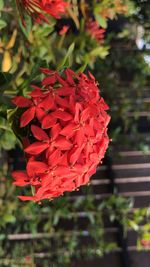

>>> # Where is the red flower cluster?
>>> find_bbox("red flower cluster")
[12,68,110,202]
[16,0,68,24]
[86,19,105,43]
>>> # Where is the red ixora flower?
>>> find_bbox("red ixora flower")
[12,68,110,202]
[86,19,105,43]
[16,0,68,24]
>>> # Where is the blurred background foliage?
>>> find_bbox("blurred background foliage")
[0,0,150,266]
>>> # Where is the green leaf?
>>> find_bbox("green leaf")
[0,117,12,131]
[0,234,5,241]
[129,220,139,231]
[0,0,4,10]
[77,60,88,73]
[95,14,107,29]
[0,72,12,87]
[3,214,16,223]
[57,43,75,70]
[29,59,48,82]
[19,15,32,39]
[90,46,109,59]
[0,19,6,30]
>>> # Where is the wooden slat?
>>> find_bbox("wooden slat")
[127,111,150,117]
[97,163,150,172]
[119,151,150,156]
[92,177,150,185]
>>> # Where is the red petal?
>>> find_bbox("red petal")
[48,149,61,165]
[35,107,46,121]
[75,175,84,188]
[61,181,76,192]
[12,96,32,107]
[18,195,37,201]
[40,68,55,75]
[69,146,83,165]
[39,94,55,110]
[24,142,49,155]
[50,123,61,139]
[55,95,70,108]
[20,107,35,128]
[12,171,30,186]
[65,68,75,85]
[99,97,109,110]
[81,108,90,122]
[74,128,85,147]
[13,181,30,186]
[57,86,74,96]
[56,74,68,86]
[42,114,57,129]
[52,110,73,121]
[30,86,43,97]
[55,137,72,150]
[31,125,49,141]
[74,103,82,122]
[42,75,57,86]
[12,171,29,180]
[58,152,68,166]
[54,166,72,177]
[60,123,75,137]
[27,160,48,176]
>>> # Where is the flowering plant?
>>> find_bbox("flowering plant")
[12,68,110,201]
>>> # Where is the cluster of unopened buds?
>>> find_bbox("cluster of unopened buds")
[86,19,105,43]
[12,68,110,202]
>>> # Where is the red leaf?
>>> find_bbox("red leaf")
[42,114,57,129]
[24,142,49,155]
[12,96,32,108]
[20,107,36,127]
[31,125,49,141]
